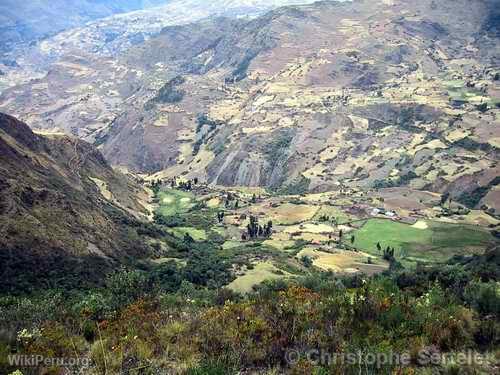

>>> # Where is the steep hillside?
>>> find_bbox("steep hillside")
[0,113,153,292]
[100,0,500,211]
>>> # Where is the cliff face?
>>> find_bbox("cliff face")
[0,113,151,291]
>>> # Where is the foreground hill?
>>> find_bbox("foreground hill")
[0,113,153,291]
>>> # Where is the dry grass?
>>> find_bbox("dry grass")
[249,203,319,225]
[297,248,388,275]
[227,262,289,293]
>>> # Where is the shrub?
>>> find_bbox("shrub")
[300,255,313,268]
[105,268,151,307]
[187,360,231,375]
[464,281,500,315]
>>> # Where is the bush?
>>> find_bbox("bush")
[464,281,500,316]
[300,255,313,268]
[187,361,231,375]
[105,268,151,307]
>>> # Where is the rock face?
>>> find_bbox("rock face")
[0,113,151,291]
[0,0,499,211]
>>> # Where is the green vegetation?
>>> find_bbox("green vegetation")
[145,75,185,109]
[227,261,287,294]
[373,171,418,189]
[155,75,185,103]
[454,137,497,153]
[231,52,258,82]
[349,219,494,264]
[457,176,500,208]
[313,205,352,224]
[277,175,311,195]
[1,249,499,374]
[445,79,492,106]
[2,181,499,374]
[193,114,223,156]
[156,189,195,216]
[172,227,208,241]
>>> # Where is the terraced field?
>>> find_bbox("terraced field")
[171,227,207,241]
[227,261,289,294]
[151,182,499,289]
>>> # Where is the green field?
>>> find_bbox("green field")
[171,227,207,241]
[157,189,195,216]
[350,218,495,264]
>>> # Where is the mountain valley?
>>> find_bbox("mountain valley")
[0,1,499,374]
[1,0,499,214]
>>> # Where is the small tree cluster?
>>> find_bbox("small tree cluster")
[243,216,273,240]
[383,246,396,262]
[223,192,239,210]
[169,177,199,191]
[150,179,162,194]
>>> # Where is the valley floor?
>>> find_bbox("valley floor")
[1,179,499,375]
[147,180,498,293]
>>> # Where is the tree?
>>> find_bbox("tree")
[377,242,382,252]
[351,235,355,244]
[247,215,259,239]
[184,232,195,244]
[244,216,272,239]
[383,247,395,262]
[264,220,273,237]
[440,192,450,206]
[301,256,313,268]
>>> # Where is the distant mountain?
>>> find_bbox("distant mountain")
[0,0,323,58]
[0,0,323,92]
[0,0,499,214]
[0,0,173,55]
[0,113,153,292]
